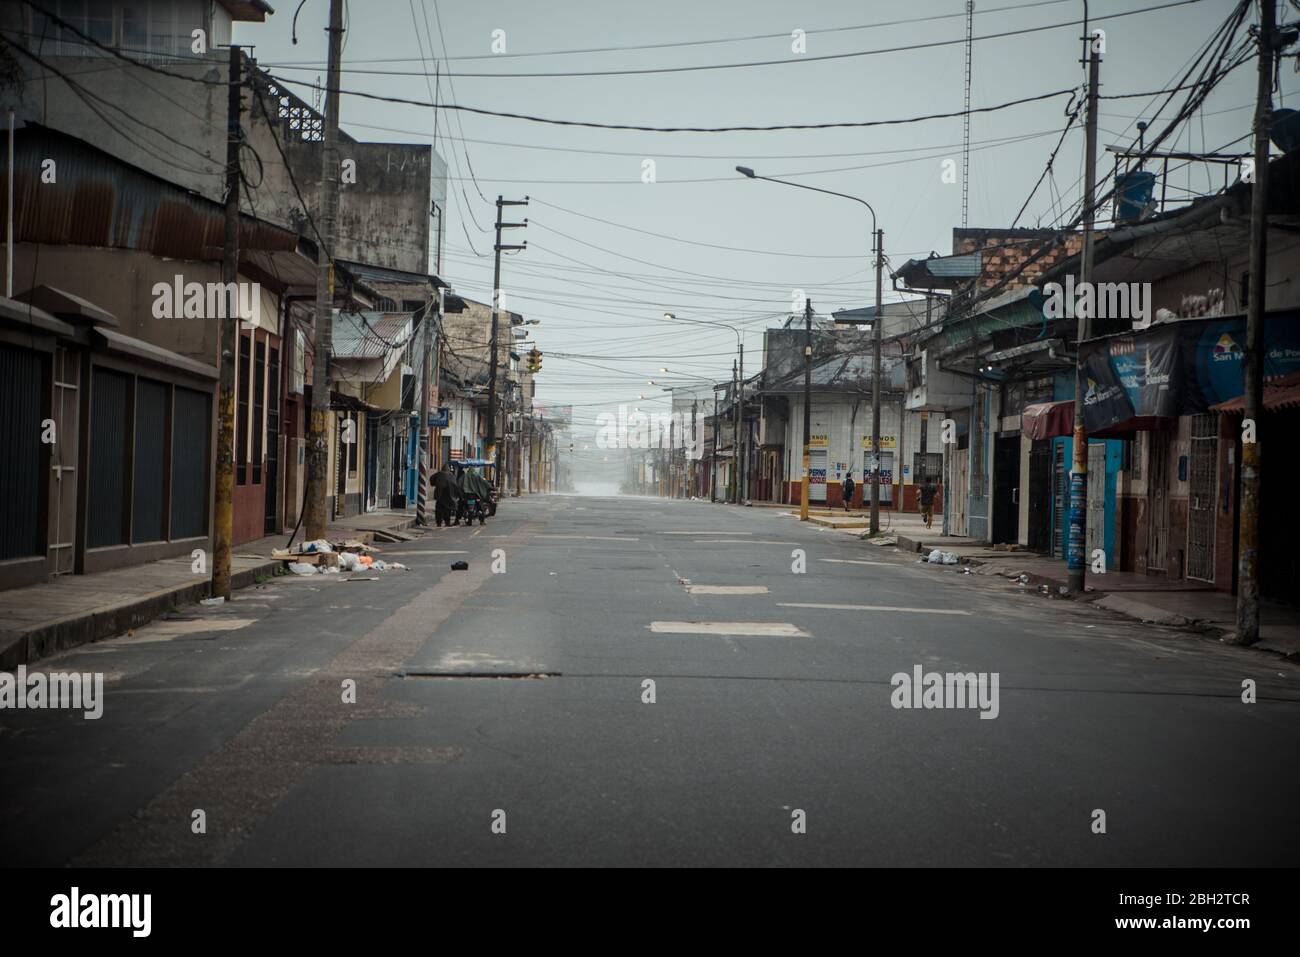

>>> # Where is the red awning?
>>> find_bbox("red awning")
[1023,400,1175,439]
[1022,400,1075,440]
[1210,372,1300,414]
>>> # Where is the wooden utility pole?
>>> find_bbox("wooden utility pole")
[1067,33,1101,594]
[304,0,344,541]
[211,44,242,600]
[1234,0,1277,645]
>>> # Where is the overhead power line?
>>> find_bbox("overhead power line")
[262,0,1203,79]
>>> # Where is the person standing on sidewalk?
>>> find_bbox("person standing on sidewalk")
[841,471,855,512]
[919,477,937,529]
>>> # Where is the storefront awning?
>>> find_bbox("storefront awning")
[1210,372,1300,413]
[1022,400,1074,440]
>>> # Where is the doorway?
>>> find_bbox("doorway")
[991,434,1020,544]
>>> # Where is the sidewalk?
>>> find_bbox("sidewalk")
[880,513,1300,658]
[0,508,421,669]
[728,499,1300,657]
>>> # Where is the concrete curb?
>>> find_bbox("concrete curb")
[0,559,284,671]
[0,514,422,670]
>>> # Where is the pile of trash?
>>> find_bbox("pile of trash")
[921,548,959,565]
[275,538,407,576]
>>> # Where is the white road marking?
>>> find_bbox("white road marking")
[648,621,810,637]
[818,559,894,567]
[778,602,971,615]
[663,531,752,535]
[693,539,799,545]
[685,585,770,595]
[535,534,640,542]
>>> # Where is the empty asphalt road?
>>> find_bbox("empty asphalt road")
[3,494,1297,866]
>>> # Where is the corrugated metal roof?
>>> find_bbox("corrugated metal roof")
[8,125,299,262]
[331,311,413,359]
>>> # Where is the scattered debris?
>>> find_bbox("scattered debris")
[200,597,226,606]
[926,549,959,565]
[451,560,469,570]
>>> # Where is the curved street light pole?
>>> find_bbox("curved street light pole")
[736,167,885,533]
[665,312,745,504]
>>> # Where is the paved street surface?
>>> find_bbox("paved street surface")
[2,494,1297,867]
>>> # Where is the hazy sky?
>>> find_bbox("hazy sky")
[235,0,1292,446]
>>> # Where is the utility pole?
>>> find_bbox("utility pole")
[1234,0,1277,644]
[211,44,242,600]
[868,227,885,533]
[712,391,719,502]
[487,195,527,490]
[1067,30,1102,593]
[304,0,344,541]
[730,358,739,502]
[800,297,813,521]
[416,288,442,525]
[737,342,745,503]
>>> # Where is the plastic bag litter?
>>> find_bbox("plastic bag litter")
[371,560,388,571]
[926,549,958,565]
[337,551,363,572]
[299,539,333,554]
[320,565,340,574]
[391,562,407,570]
[288,562,318,575]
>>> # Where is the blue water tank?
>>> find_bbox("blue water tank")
[1115,169,1157,222]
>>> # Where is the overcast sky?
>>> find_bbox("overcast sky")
[235,0,1293,444]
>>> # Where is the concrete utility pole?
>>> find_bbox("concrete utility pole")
[868,226,885,533]
[211,44,242,600]
[712,391,719,502]
[1234,0,1277,645]
[738,342,745,503]
[416,288,442,525]
[487,196,527,489]
[731,358,739,503]
[800,297,813,521]
[304,0,344,541]
[1067,33,1101,594]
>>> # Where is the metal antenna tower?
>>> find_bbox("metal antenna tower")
[962,1,974,227]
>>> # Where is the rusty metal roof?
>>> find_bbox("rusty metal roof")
[8,124,300,263]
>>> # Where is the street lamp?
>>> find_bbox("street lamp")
[664,311,746,505]
[737,165,886,533]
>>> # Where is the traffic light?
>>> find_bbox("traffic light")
[525,347,542,374]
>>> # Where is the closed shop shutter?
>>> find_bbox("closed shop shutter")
[0,344,44,560]
[89,368,130,549]
[170,387,210,539]
[132,378,168,543]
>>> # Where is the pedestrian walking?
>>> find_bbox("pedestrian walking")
[432,464,460,527]
[842,471,855,512]
[919,477,937,529]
